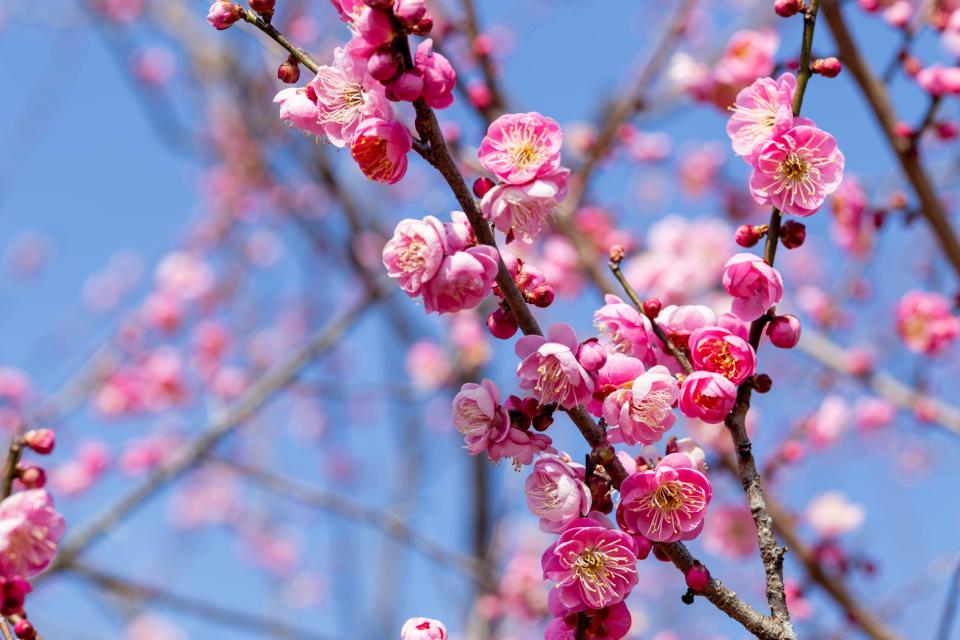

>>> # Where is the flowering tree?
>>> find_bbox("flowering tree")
[2,0,960,637]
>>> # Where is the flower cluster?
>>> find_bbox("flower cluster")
[728,73,845,217]
[895,290,960,355]
[478,113,571,244]
[382,212,498,314]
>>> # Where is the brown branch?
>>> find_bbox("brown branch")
[823,0,960,279]
[458,0,506,120]
[240,8,320,74]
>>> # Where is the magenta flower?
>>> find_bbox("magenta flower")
[541,517,639,611]
[480,170,569,244]
[602,364,679,446]
[525,456,592,533]
[273,87,326,138]
[592,294,655,363]
[678,371,737,424]
[618,452,712,543]
[544,599,632,640]
[382,216,447,297]
[309,47,390,147]
[0,490,65,579]
[722,253,784,322]
[689,327,756,385]
[516,324,595,410]
[488,427,555,467]
[727,73,797,158]
[350,117,412,184]
[346,8,395,59]
[452,379,510,456]
[421,245,498,314]
[400,617,447,640]
[749,124,845,217]
[415,39,457,109]
[478,112,563,184]
[917,64,960,97]
[895,290,960,355]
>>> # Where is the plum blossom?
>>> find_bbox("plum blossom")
[727,73,797,158]
[688,327,756,384]
[401,617,447,640]
[806,395,850,448]
[350,117,412,184]
[0,490,65,578]
[309,47,390,147]
[525,456,592,533]
[516,324,594,410]
[618,452,712,543]
[678,371,737,424]
[421,245,498,314]
[601,363,680,446]
[414,39,456,109]
[544,597,631,640]
[722,253,784,322]
[273,86,326,138]
[488,427,555,467]
[541,517,638,611]
[895,290,960,355]
[749,124,845,217]
[452,379,510,456]
[478,112,563,184]
[829,175,873,256]
[480,170,569,243]
[593,294,655,362]
[382,216,447,296]
[806,491,865,538]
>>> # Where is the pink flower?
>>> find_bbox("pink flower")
[602,364,680,446]
[400,617,447,640]
[895,290,960,355]
[488,427,555,467]
[703,505,757,559]
[541,517,638,611]
[421,246,498,314]
[415,39,456,109]
[207,1,241,29]
[727,73,797,158]
[854,397,896,433]
[525,456,592,533]
[478,112,563,184]
[806,395,850,448]
[749,124,845,217]
[480,170,569,244]
[0,490,65,578]
[516,324,595,410]
[309,47,390,147]
[714,29,779,89]
[617,453,712,543]
[453,379,510,456]
[829,175,872,256]
[273,86,325,138]
[592,294,654,362]
[678,371,737,424]
[350,117,412,184]
[689,327,756,384]
[382,216,447,296]
[722,253,784,322]
[346,8,395,59]
[806,491,864,538]
[544,599,632,640]
[406,341,452,390]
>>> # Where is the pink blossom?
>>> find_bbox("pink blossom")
[689,327,756,384]
[406,341,452,390]
[806,395,850,448]
[273,86,326,138]
[806,491,865,538]
[714,29,779,88]
[309,47,390,147]
[703,504,757,559]
[602,364,679,446]
[722,253,784,322]
[382,216,447,296]
[829,175,872,256]
[207,1,240,29]
[541,517,638,611]
[727,73,797,158]
[346,8,395,59]
[480,170,569,244]
[401,618,447,640]
[678,371,737,424]
[516,324,595,410]
[155,252,214,301]
[350,117,412,184]
[328,0,365,26]
[916,65,960,97]
[488,427,554,467]
[544,600,631,640]
[657,305,718,352]
[854,397,896,432]
[895,290,960,355]
[525,456,592,533]
[749,124,845,217]
[478,112,563,184]
[415,39,456,109]
[452,379,510,456]
[421,246,499,314]
[587,353,645,417]
[618,453,712,543]
[0,490,65,578]
[592,294,654,362]
[883,0,912,27]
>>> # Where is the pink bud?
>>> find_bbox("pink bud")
[935,121,958,140]
[577,339,607,372]
[780,220,806,249]
[13,620,35,640]
[207,1,241,30]
[394,0,427,27]
[18,466,46,489]
[529,284,555,308]
[277,59,300,84]
[735,224,764,248]
[367,49,400,82]
[754,373,773,393]
[468,81,493,110]
[811,57,842,78]
[473,177,495,198]
[643,298,662,319]
[486,308,518,339]
[774,0,803,17]
[390,70,424,102]
[685,563,711,592]
[767,314,801,348]
[894,122,913,139]
[23,429,54,455]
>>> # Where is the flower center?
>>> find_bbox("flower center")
[697,339,738,380]
[535,357,572,405]
[779,153,810,182]
[629,387,673,428]
[574,548,610,584]
[652,481,685,511]
[352,135,394,182]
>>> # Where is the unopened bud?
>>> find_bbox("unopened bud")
[643,298,662,320]
[486,308,518,340]
[18,466,46,489]
[685,562,711,592]
[753,373,773,393]
[23,429,54,455]
[277,57,300,84]
[13,620,35,640]
[207,2,242,30]
[811,57,842,78]
[774,0,803,17]
[767,314,802,348]
[529,284,555,308]
[367,49,400,82]
[780,220,806,249]
[473,177,495,199]
[736,224,766,248]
